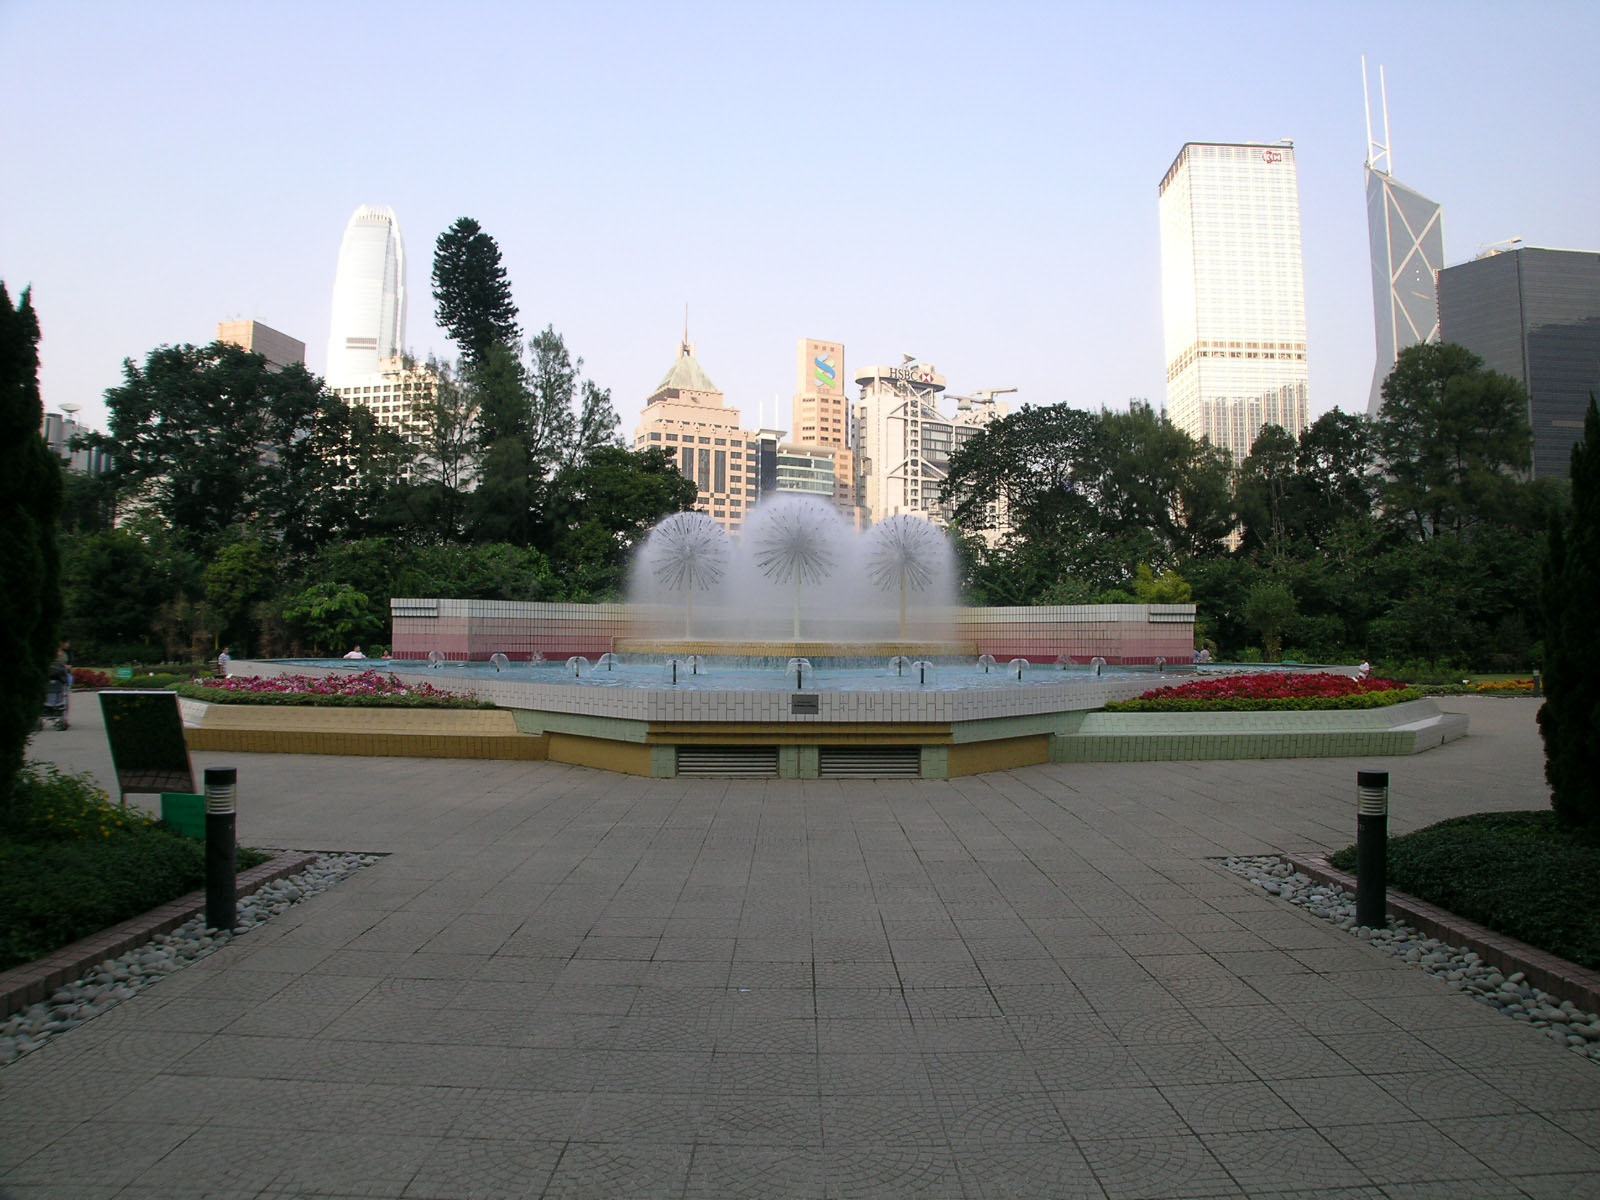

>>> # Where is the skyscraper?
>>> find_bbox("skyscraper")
[1159,141,1310,463]
[634,337,761,531]
[1364,62,1445,415]
[325,205,406,386]
[1438,245,1600,479]
[790,338,860,521]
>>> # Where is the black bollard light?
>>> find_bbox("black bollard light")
[1355,769,1389,929]
[204,767,238,931]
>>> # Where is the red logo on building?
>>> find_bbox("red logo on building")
[1262,149,1282,164]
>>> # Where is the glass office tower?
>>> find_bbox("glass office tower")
[1439,246,1600,479]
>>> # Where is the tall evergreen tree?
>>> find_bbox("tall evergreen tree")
[431,217,521,367]
[1538,396,1600,829]
[0,283,64,800]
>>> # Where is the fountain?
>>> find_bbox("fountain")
[326,497,1206,779]
[626,496,962,660]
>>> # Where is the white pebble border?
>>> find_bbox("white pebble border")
[1223,855,1600,1064]
[0,852,378,1066]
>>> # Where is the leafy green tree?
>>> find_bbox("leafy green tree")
[58,470,117,535]
[401,543,556,602]
[572,378,622,467]
[943,402,1232,602]
[60,529,194,658]
[93,343,321,550]
[281,582,379,656]
[202,539,278,654]
[1234,424,1297,555]
[431,217,520,367]
[279,398,417,553]
[1539,397,1600,829]
[1377,342,1534,539]
[1243,579,1297,661]
[1133,564,1193,604]
[1291,409,1379,541]
[524,326,580,471]
[0,283,63,799]
[408,358,477,541]
[543,446,699,598]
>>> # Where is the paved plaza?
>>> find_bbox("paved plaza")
[4,696,1599,1198]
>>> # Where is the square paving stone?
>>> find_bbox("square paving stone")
[541,1141,693,1199]
[1319,1120,1492,1185]
[681,1145,825,1199]
[1201,1127,1372,1192]
[1075,1133,1242,1199]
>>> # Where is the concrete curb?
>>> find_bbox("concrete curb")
[0,851,317,1019]
[1288,853,1600,1015]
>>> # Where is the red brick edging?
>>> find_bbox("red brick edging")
[1288,853,1600,1016]
[0,852,317,1020]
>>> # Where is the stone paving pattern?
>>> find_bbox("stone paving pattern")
[4,696,1598,1199]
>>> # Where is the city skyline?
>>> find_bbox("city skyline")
[3,2,1596,443]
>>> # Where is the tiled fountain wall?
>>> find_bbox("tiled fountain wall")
[390,599,1196,666]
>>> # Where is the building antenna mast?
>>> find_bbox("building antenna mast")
[1362,56,1392,175]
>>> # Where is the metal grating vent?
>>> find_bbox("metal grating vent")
[676,746,780,777]
[817,746,922,777]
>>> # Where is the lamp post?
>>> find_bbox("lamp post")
[204,767,238,931]
[1355,770,1389,929]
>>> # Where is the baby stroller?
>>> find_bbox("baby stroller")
[40,662,70,731]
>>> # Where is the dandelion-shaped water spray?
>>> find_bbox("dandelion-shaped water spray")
[865,514,943,640]
[751,499,840,639]
[647,512,730,638]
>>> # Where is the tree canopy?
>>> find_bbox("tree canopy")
[431,217,521,367]
[1377,341,1534,539]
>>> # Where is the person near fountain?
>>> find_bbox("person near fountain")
[217,646,232,677]
[343,646,367,660]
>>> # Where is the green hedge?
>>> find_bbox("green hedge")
[1330,810,1600,970]
[0,765,269,971]
[172,682,493,710]
[1105,688,1422,714]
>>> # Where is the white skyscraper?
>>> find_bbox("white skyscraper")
[325,205,406,386]
[1159,141,1310,463]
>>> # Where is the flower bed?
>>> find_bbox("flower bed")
[1106,672,1419,713]
[174,670,492,710]
[1476,679,1535,695]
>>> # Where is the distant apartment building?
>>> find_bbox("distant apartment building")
[1362,65,1444,415]
[325,205,407,387]
[852,361,1007,529]
[1437,246,1600,479]
[216,320,306,372]
[634,340,761,531]
[1159,141,1310,462]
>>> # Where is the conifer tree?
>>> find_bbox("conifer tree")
[431,217,521,367]
[1538,396,1600,829]
[0,283,64,800]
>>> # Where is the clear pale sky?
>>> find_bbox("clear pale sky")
[4,0,1596,438]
